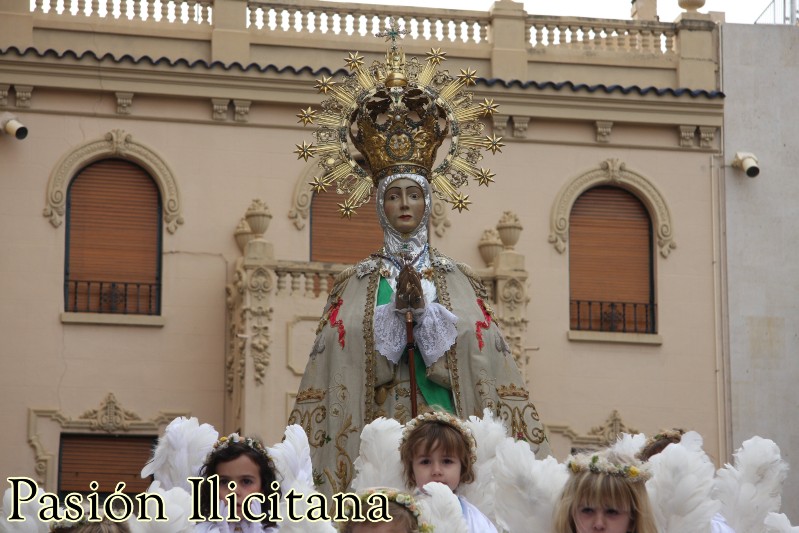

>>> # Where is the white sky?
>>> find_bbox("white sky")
[323,0,778,25]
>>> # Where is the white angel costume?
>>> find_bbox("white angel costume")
[289,173,550,496]
[137,417,335,533]
[351,413,504,533]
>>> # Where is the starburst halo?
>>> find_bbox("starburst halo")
[295,18,502,217]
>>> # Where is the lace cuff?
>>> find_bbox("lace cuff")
[414,303,458,366]
[374,302,406,364]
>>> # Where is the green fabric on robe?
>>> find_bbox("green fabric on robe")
[377,277,454,413]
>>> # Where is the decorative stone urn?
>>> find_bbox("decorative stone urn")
[678,0,705,11]
[496,211,522,250]
[478,228,503,267]
[244,198,272,237]
[234,218,254,252]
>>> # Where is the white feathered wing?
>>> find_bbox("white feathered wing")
[608,432,648,459]
[645,431,720,533]
[128,481,195,533]
[491,438,568,533]
[416,482,468,533]
[713,436,789,533]
[351,417,404,491]
[764,513,799,533]
[268,424,335,533]
[0,484,50,533]
[140,416,219,492]
[458,408,509,524]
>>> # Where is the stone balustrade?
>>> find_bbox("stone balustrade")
[247,1,490,44]
[30,0,213,24]
[12,0,718,89]
[526,16,677,54]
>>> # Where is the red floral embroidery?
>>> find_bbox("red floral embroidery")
[328,297,346,348]
[475,298,492,350]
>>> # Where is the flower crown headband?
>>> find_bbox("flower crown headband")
[206,433,270,463]
[401,411,477,464]
[339,488,432,533]
[567,451,651,483]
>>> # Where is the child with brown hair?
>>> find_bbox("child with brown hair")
[196,433,280,533]
[553,450,657,533]
[398,412,497,533]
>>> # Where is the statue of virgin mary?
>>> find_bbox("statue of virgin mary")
[290,26,550,494]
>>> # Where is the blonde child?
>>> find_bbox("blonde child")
[553,450,657,533]
[196,433,280,533]
[399,412,497,533]
[339,488,427,533]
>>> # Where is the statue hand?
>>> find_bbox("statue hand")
[396,264,425,310]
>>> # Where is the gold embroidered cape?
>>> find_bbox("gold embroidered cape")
[288,248,550,495]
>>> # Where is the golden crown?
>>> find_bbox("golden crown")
[295,17,502,218]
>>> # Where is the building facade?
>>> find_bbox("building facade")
[0,0,761,515]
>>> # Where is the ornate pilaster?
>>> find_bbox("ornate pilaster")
[225,199,276,434]
[488,211,530,371]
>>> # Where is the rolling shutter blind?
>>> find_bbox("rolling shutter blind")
[59,434,155,495]
[569,186,654,332]
[65,159,161,314]
[310,191,384,263]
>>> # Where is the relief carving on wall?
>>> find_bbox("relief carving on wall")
[28,393,186,489]
[548,158,676,258]
[43,129,184,233]
[546,410,640,453]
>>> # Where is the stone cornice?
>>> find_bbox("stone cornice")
[0,50,723,130]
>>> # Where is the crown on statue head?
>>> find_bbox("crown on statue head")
[295,17,503,218]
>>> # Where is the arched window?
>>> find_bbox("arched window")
[310,191,383,263]
[569,186,655,333]
[65,159,162,315]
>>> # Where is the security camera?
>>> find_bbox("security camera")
[0,112,28,140]
[732,152,759,178]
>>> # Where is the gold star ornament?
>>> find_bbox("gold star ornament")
[476,169,495,187]
[426,48,447,65]
[478,98,499,116]
[296,107,317,126]
[308,175,328,194]
[314,76,335,94]
[338,199,358,219]
[344,52,364,70]
[294,141,316,161]
[458,68,478,86]
[451,193,472,212]
[484,134,505,154]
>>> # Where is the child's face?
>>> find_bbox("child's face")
[411,443,461,492]
[216,454,262,514]
[572,504,631,533]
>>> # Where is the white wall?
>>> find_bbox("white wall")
[722,23,799,521]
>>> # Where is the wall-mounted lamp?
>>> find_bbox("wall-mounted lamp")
[732,152,760,178]
[0,112,28,140]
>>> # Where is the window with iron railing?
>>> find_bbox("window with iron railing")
[570,300,656,334]
[65,159,162,316]
[569,186,656,334]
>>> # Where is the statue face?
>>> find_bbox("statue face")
[383,178,425,234]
